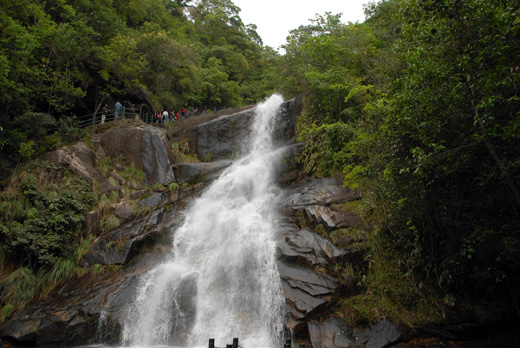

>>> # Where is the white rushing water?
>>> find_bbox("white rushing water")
[122,95,286,348]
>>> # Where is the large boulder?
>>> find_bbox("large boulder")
[95,124,175,185]
[176,98,298,161]
[40,142,118,195]
[41,124,176,190]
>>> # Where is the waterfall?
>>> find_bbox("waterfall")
[123,95,286,348]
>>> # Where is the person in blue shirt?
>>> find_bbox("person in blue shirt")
[114,101,123,120]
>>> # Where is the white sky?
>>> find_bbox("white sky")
[232,0,369,50]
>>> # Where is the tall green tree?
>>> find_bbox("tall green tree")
[349,0,520,318]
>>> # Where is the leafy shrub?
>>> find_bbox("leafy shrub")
[19,140,36,159]
[0,162,95,268]
[297,121,354,176]
[168,182,180,191]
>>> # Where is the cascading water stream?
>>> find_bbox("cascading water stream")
[122,95,286,348]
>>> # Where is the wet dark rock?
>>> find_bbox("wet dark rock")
[277,175,370,337]
[178,98,297,161]
[113,202,135,222]
[128,189,147,200]
[82,205,176,266]
[307,317,355,348]
[141,127,176,185]
[304,205,365,231]
[284,177,354,208]
[279,230,331,266]
[307,318,400,348]
[168,273,198,346]
[0,246,171,347]
[279,228,348,267]
[137,192,167,208]
[41,125,176,192]
[273,97,298,145]
[174,160,232,184]
[273,142,306,185]
[170,182,205,203]
[354,320,401,348]
[277,228,342,329]
[196,108,255,160]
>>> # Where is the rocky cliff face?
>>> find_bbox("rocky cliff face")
[0,98,401,348]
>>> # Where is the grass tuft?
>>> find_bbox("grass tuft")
[0,267,38,311]
[1,304,14,323]
[37,258,76,296]
[74,235,94,264]
[100,214,120,234]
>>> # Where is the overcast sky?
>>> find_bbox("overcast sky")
[232,0,369,50]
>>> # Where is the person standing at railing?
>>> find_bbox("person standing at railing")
[101,104,109,124]
[114,101,122,120]
[162,110,169,125]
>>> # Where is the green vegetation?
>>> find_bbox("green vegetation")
[171,140,199,163]
[0,0,278,173]
[0,162,95,268]
[281,0,520,329]
[99,214,121,235]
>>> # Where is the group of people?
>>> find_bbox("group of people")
[155,106,198,124]
[98,100,200,126]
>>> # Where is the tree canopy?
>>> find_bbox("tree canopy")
[0,0,278,169]
[281,0,520,326]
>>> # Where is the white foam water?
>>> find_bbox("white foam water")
[122,95,286,348]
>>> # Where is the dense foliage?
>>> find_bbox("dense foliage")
[283,0,520,327]
[0,161,95,318]
[0,0,278,172]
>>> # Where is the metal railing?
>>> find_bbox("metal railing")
[86,107,151,127]
[44,105,233,134]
